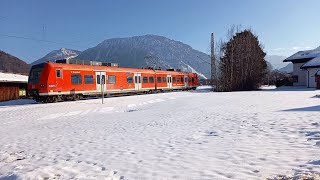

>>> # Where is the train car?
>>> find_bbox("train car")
[28,61,198,103]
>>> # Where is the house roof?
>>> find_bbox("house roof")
[0,72,28,83]
[301,56,320,69]
[283,49,320,63]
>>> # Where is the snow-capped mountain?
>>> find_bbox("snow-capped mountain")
[76,35,210,79]
[278,63,293,73]
[265,55,287,70]
[31,48,81,65]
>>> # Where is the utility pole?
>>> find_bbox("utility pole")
[101,73,104,104]
[211,33,216,89]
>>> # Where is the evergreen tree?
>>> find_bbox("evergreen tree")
[218,29,267,91]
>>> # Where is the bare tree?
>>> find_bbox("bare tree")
[216,27,267,91]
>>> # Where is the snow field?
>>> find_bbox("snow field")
[0,87,320,179]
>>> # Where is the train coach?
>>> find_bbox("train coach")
[28,60,198,103]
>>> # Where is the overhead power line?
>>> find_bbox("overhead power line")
[0,33,88,48]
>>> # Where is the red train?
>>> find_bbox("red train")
[28,61,198,102]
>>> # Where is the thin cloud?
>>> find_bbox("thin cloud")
[271,48,285,51]
[292,47,301,50]
[292,46,313,51]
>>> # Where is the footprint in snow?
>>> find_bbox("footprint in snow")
[2,151,27,163]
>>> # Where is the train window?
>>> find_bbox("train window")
[185,77,188,83]
[102,75,106,84]
[71,74,82,84]
[108,75,116,84]
[97,75,100,84]
[143,77,148,83]
[127,76,133,83]
[28,63,44,84]
[84,75,94,84]
[181,77,183,82]
[56,70,61,78]
[162,77,166,83]
[138,76,141,83]
[149,76,154,83]
[157,77,161,83]
[172,77,176,82]
[177,78,180,82]
[192,78,194,83]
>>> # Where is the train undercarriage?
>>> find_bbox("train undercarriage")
[30,87,197,103]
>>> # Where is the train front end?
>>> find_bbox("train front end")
[28,63,49,101]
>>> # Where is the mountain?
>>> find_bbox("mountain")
[265,55,287,70]
[76,35,210,79]
[31,48,81,65]
[0,50,30,75]
[279,63,293,73]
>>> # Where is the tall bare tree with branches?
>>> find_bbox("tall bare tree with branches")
[215,27,267,91]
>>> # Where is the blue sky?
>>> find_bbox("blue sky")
[1,0,320,63]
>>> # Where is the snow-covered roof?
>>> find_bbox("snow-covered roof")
[284,49,320,62]
[302,56,320,69]
[0,72,28,83]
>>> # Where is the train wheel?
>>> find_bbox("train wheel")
[74,94,80,101]
[52,96,58,103]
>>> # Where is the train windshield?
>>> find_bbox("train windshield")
[28,63,45,84]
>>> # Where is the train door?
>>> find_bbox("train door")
[96,72,106,94]
[184,76,188,89]
[134,73,142,91]
[167,74,172,89]
[55,68,63,91]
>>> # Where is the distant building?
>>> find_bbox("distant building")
[283,48,320,88]
[0,72,28,102]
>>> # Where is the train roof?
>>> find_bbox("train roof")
[43,62,196,76]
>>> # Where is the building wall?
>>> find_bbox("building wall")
[292,63,307,86]
[0,82,20,102]
[306,68,319,88]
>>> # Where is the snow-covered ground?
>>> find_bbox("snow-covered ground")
[0,86,320,179]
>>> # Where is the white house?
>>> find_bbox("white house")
[283,48,320,88]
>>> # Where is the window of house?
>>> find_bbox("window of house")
[84,75,94,84]
[108,75,116,84]
[56,70,61,78]
[149,76,154,83]
[157,77,162,83]
[71,74,82,84]
[127,76,133,83]
[143,77,148,83]
[292,76,298,83]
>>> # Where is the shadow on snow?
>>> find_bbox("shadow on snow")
[261,86,317,92]
[0,99,38,107]
[0,174,19,180]
[282,105,320,112]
